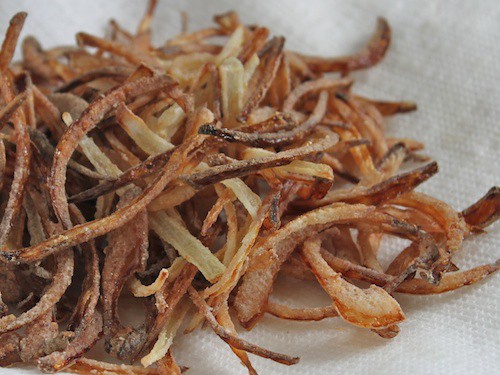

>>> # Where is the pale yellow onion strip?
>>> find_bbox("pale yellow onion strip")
[183,294,217,335]
[187,158,261,219]
[166,257,187,282]
[139,97,172,130]
[140,299,190,367]
[64,112,132,222]
[169,53,213,86]
[277,160,333,180]
[202,200,268,298]
[219,57,245,128]
[147,184,197,212]
[104,130,143,168]
[128,268,169,297]
[165,207,185,226]
[244,54,260,86]
[79,136,123,177]
[215,25,244,65]
[247,106,276,125]
[222,200,239,265]
[243,147,333,180]
[220,178,261,219]
[116,103,174,155]
[62,112,122,177]
[155,103,186,140]
[149,210,225,283]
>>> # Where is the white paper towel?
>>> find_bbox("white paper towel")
[0,1,498,374]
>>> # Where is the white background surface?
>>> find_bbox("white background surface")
[0,1,498,374]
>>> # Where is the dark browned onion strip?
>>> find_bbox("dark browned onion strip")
[0,72,31,249]
[188,286,299,365]
[68,149,174,203]
[321,250,499,295]
[297,161,438,209]
[298,17,391,73]
[56,66,134,93]
[37,206,103,373]
[354,96,417,116]
[102,192,148,359]
[0,332,21,367]
[0,250,73,332]
[199,90,330,147]
[461,187,499,230]
[240,37,285,118]
[0,90,28,131]
[183,131,338,187]
[76,32,160,68]
[0,12,27,70]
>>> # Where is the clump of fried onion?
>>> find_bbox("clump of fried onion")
[0,3,497,374]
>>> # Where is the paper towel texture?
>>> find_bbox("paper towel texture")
[0,1,498,374]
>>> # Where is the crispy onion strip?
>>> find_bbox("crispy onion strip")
[240,37,284,118]
[266,301,338,321]
[354,96,417,116]
[283,76,352,113]
[0,90,28,131]
[299,17,391,73]
[302,161,438,209]
[76,32,160,68]
[461,187,499,230]
[0,12,27,69]
[188,286,299,366]
[199,90,330,147]
[36,206,102,372]
[300,238,405,329]
[0,73,31,248]
[129,269,169,297]
[102,192,148,357]
[56,66,133,93]
[321,250,499,295]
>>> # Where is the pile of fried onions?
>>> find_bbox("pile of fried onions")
[0,3,498,374]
